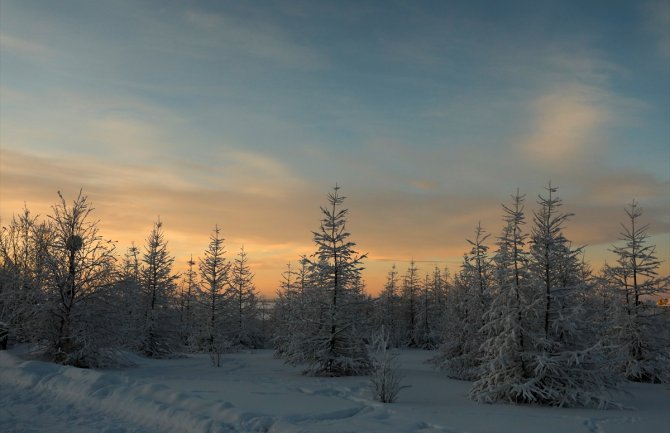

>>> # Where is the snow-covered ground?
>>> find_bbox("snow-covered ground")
[1,348,668,433]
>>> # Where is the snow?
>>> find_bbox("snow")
[1,349,668,433]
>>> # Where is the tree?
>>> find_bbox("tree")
[607,200,670,382]
[469,186,620,407]
[434,223,493,380]
[0,207,50,345]
[198,225,229,363]
[416,265,450,349]
[513,183,619,407]
[114,242,142,347]
[225,247,261,349]
[471,191,535,403]
[139,219,179,358]
[179,255,198,348]
[42,190,116,366]
[286,185,370,376]
[400,260,421,347]
[376,265,403,348]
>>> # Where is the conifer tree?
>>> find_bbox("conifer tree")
[286,185,370,376]
[198,225,229,364]
[376,265,402,347]
[434,223,493,379]
[471,191,535,403]
[471,186,619,407]
[179,255,198,348]
[226,247,261,349]
[518,183,618,407]
[607,200,670,382]
[400,260,421,347]
[139,220,179,358]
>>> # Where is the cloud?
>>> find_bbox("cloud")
[0,32,49,56]
[518,83,610,164]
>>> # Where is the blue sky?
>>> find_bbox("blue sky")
[1,0,668,293]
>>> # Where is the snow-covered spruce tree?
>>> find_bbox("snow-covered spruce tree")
[288,185,371,376]
[375,264,403,348]
[415,273,432,349]
[273,261,297,357]
[434,223,493,380]
[274,257,317,362]
[400,260,421,347]
[0,207,51,345]
[113,243,143,348]
[428,265,451,346]
[415,270,444,349]
[369,326,407,403]
[42,190,117,366]
[139,220,180,358]
[225,247,262,349]
[470,190,536,403]
[179,255,198,349]
[198,225,230,365]
[517,183,619,407]
[607,200,670,383]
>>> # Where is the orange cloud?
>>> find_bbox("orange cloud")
[519,83,609,163]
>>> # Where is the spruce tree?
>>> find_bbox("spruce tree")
[400,260,421,347]
[288,185,370,376]
[607,200,670,382]
[434,223,493,380]
[198,225,230,364]
[139,220,179,358]
[226,247,261,349]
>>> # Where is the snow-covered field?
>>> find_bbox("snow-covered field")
[1,349,668,433]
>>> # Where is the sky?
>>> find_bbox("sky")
[1,0,669,296]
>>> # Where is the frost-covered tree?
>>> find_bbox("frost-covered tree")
[285,185,370,376]
[434,224,493,380]
[606,200,670,382]
[139,220,179,358]
[225,247,261,349]
[273,261,298,357]
[416,266,451,349]
[469,186,620,407]
[197,225,230,364]
[114,243,142,347]
[375,265,403,348]
[471,191,536,403]
[42,190,117,366]
[179,255,198,348]
[0,207,50,345]
[511,183,620,407]
[400,260,421,347]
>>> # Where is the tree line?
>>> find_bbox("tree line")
[1,184,668,407]
[0,190,262,366]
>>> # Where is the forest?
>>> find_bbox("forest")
[0,184,668,409]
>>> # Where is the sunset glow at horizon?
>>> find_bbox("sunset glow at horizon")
[1,1,669,296]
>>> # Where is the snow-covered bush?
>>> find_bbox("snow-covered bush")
[369,327,406,403]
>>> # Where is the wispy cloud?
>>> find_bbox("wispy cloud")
[0,32,49,56]
[518,83,610,164]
